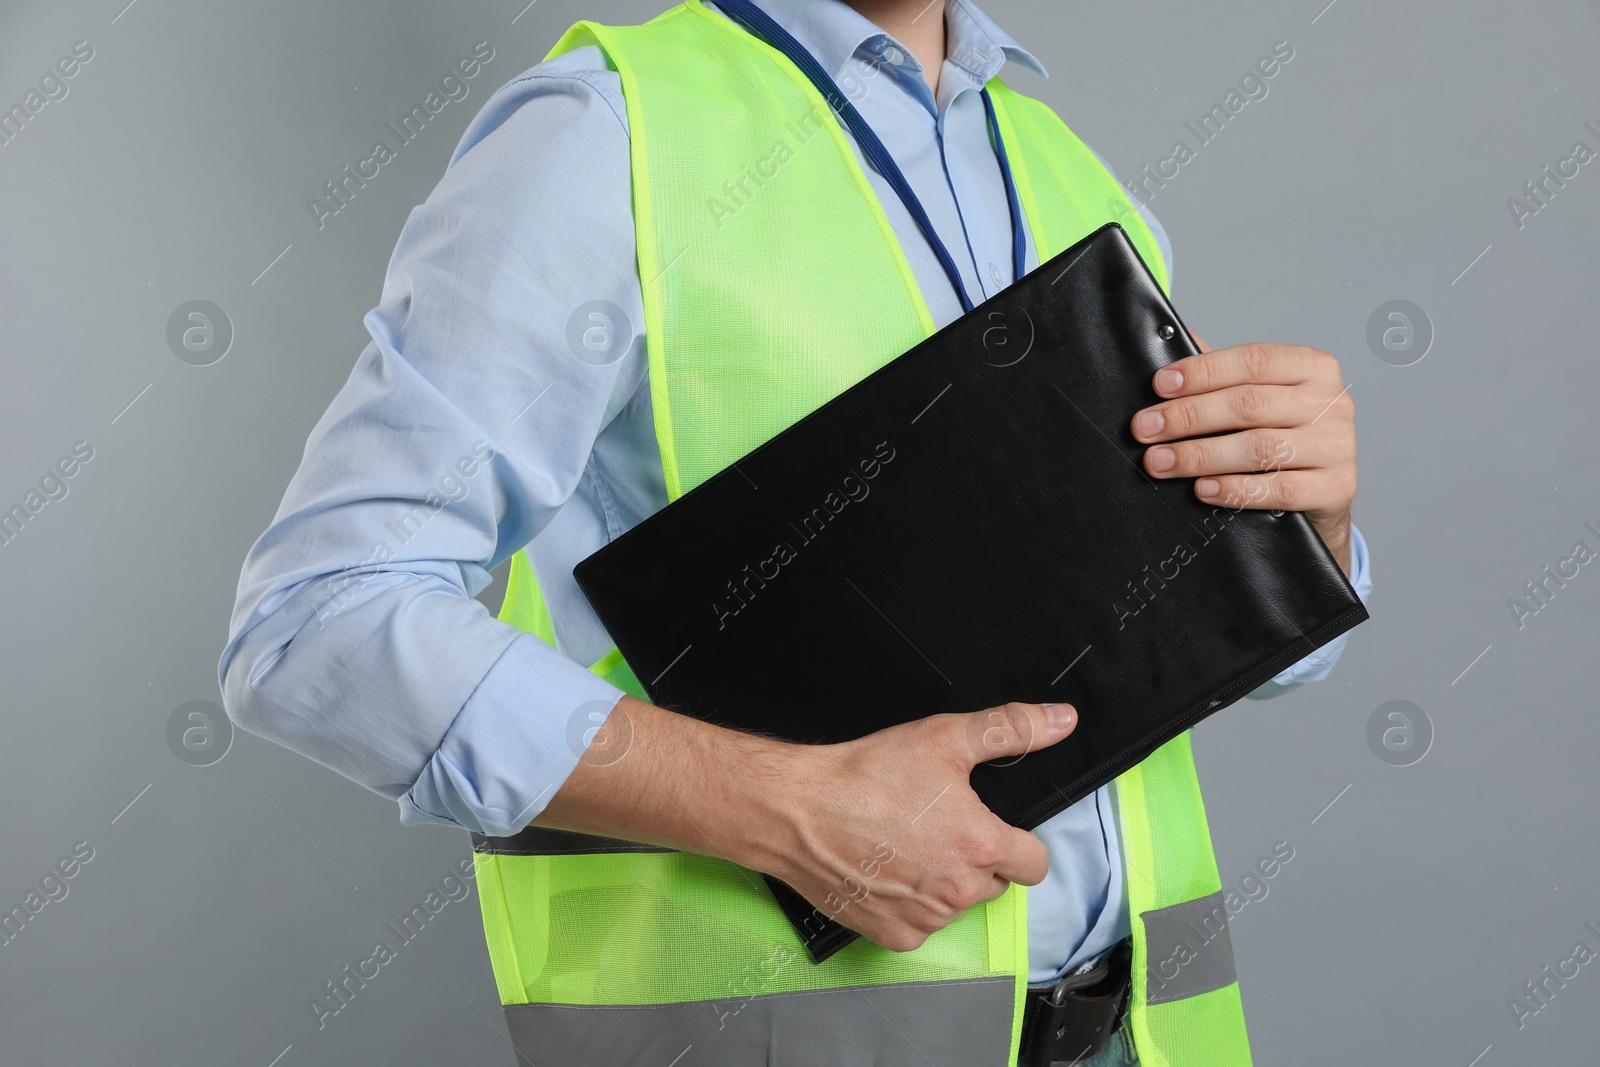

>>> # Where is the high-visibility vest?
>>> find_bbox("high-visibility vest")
[472,3,1253,1063]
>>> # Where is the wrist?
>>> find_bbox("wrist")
[710,730,817,877]
[1311,508,1353,576]
[535,697,805,866]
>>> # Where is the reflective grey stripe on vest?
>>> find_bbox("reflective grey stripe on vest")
[1140,890,1238,1005]
[504,976,1015,1066]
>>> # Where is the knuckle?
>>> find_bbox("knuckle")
[938,713,979,756]
[953,830,1002,870]
[884,927,926,953]
[935,880,981,911]
[1234,385,1269,423]
[917,716,953,757]
[1274,474,1303,509]
[1000,701,1031,725]
[1339,467,1358,501]
[1170,399,1202,435]
[987,702,1026,739]
[1249,431,1282,470]
[1240,343,1274,382]
[931,712,965,745]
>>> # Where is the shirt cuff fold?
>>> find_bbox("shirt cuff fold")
[399,632,626,837]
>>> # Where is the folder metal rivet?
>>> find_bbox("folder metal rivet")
[1158,324,1176,340]
[1270,510,1285,518]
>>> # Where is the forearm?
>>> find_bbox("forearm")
[537,697,1077,953]
[531,696,799,871]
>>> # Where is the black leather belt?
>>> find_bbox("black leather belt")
[1018,939,1132,1066]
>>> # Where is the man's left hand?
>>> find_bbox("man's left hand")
[1131,337,1356,576]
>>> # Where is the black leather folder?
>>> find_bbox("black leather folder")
[573,223,1368,962]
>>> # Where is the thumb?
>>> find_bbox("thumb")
[958,702,1078,768]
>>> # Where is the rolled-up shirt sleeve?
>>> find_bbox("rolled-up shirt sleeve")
[218,62,643,837]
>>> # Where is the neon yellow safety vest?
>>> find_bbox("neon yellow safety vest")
[472,4,1254,1064]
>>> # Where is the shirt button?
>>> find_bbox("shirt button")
[883,44,905,65]
[989,262,1004,287]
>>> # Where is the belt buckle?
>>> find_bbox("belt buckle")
[1022,945,1131,1067]
[1046,953,1114,1007]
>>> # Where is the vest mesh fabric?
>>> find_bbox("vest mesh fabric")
[479,3,1250,1062]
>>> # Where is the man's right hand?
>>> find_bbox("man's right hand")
[531,697,1078,953]
[747,701,1079,951]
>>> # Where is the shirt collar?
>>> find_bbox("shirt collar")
[734,0,1049,84]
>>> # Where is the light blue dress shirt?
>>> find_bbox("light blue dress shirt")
[220,0,1372,987]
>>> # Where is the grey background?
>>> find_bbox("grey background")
[1,0,1595,1063]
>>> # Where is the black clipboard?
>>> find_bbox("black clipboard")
[572,223,1368,962]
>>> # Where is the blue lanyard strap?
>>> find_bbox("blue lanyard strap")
[713,0,1026,314]
[983,85,1029,289]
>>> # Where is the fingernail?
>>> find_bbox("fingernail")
[1044,703,1075,729]
[1137,410,1164,438]
[1155,368,1183,394]
[1149,447,1175,473]
[1196,478,1220,498]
